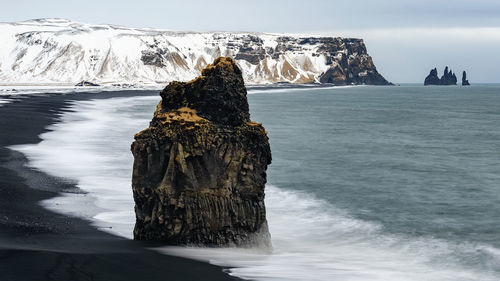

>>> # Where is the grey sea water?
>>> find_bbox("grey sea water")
[250,84,500,274]
[14,84,500,280]
[252,85,500,241]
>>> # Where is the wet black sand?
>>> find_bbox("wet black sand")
[0,91,238,281]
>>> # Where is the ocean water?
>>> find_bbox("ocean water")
[12,85,500,280]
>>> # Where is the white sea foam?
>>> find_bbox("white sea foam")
[11,94,500,281]
[0,85,163,95]
[0,98,11,106]
[160,185,499,281]
[11,95,160,238]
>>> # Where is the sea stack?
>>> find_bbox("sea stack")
[462,71,470,86]
[424,66,457,85]
[424,68,440,85]
[440,66,457,85]
[131,57,272,246]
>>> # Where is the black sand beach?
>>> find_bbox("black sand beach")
[0,91,238,281]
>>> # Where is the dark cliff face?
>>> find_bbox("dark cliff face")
[131,57,272,246]
[209,35,392,85]
[424,66,457,85]
[316,38,391,85]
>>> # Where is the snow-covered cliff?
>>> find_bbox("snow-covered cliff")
[0,19,390,86]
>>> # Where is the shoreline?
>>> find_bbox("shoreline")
[0,91,239,281]
[0,82,389,92]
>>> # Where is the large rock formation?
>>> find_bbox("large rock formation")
[424,68,440,85]
[440,67,458,85]
[462,71,470,86]
[316,38,391,85]
[131,57,272,246]
[0,19,391,86]
[424,66,457,85]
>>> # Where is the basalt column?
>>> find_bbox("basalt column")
[131,57,272,246]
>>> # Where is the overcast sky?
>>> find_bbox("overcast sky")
[2,0,500,82]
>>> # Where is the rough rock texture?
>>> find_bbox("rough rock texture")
[462,71,470,86]
[424,66,457,85]
[316,38,392,85]
[131,57,272,246]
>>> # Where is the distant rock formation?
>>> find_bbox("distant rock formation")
[424,68,441,85]
[131,57,272,246]
[440,67,457,85]
[462,71,470,86]
[314,38,392,85]
[424,67,457,85]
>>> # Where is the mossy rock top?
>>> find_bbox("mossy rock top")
[159,57,249,126]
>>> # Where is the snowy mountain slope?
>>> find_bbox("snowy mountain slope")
[0,19,391,86]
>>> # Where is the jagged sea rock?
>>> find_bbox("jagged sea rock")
[424,67,457,85]
[440,66,457,85]
[131,57,272,246]
[462,71,470,86]
[424,68,440,85]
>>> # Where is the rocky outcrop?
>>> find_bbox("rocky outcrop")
[424,68,440,85]
[316,38,391,85]
[131,57,272,246]
[424,67,457,85]
[440,67,457,85]
[462,71,470,86]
